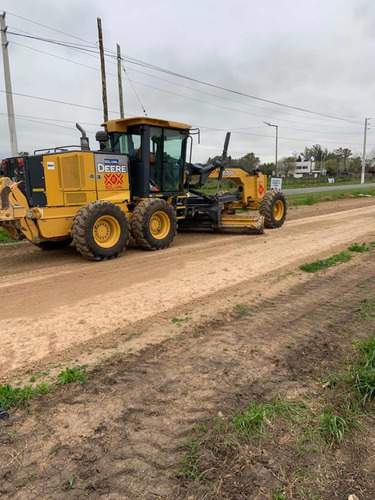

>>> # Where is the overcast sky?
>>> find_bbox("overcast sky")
[0,0,374,163]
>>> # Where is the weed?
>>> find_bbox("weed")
[0,227,15,243]
[50,445,59,455]
[232,397,303,439]
[355,301,375,321]
[353,335,375,401]
[234,303,248,315]
[181,439,203,481]
[299,251,352,273]
[348,242,375,253]
[0,382,51,410]
[57,365,87,385]
[318,409,348,444]
[172,317,191,325]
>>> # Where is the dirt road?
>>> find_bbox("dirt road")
[1,197,375,380]
[1,235,375,499]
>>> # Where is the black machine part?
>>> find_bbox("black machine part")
[96,130,110,151]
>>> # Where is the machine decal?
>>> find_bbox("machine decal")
[104,173,124,189]
[96,158,128,174]
[258,184,264,195]
[47,162,55,170]
[223,170,235,176]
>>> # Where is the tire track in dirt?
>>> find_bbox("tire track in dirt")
[1,204,375,378]
[1,254,375,499]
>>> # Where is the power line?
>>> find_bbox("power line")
[5,23,367,129]
[195,125,375,147]
[2,9,365,125]
[121,63,147,116]
[0,112,96,132]
[0,89,136,116]
[12,39,364,134]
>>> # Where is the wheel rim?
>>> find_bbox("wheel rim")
[273,200,284,221]
[149,210,171,239]
[93,215,121,248]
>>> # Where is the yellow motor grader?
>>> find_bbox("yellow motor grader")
[0,117,286,260]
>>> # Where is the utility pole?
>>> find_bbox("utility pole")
[1,12,18,157]
[97,17,108,122]
[264,122,278,176]
[117,43,124,118]
[361,118,369,184]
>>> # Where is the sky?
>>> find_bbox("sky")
[0,0,374,163]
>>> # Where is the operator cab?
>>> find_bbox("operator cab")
[102,117,191,199]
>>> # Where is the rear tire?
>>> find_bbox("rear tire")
[131,198,177,250]
[71,201,129,261]
[259,190,287,228]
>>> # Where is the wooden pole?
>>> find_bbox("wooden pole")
[97,17,108,122]
[117,44,124,118]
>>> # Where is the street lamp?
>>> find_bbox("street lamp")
[264,122,279,176]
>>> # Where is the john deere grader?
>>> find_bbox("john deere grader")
[0,117,286,260]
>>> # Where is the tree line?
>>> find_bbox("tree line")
[206,145,375,177]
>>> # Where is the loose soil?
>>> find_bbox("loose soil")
[1,197,375,499]
[1,198,375,384]
[1,251,375,499]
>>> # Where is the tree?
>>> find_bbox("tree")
[205,152,260,170]
[278,157,296,177]
[333,148,352,172]
[325,159,338,177]
[233,152,260,170]
[259,162,274,176]
[302,144,328,161]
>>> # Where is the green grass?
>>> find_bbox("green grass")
[0,364,90,410]
[299,251,352,273]
[353,332,375,402]
[348,242,375,253]
[0,382,51,410]
[286,187,375,206]
[0,227,15,243]
[232,397,304,438]
[318,409,349,444]
[234,303,248,315]
[180,439,203,481]
[172,316,191,324]
[280,177,374,190]
[57,365,88,385]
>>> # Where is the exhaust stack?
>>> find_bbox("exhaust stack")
[76,123,90,151]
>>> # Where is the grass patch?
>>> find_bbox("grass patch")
[172,317,191,324]
[348,242,375,253]
[0,382,51,410]
[299,251,352,273]
[286,187,375,206]
[232,397,304,438]
[180,439,203,481]
[0,227,15,243]
[353,332,375,402]
[57,365,88,385]
[234,303,248,315]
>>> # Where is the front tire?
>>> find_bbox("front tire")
[259,190,287,228]
[71,201,129,261]
[131,198,177,250]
